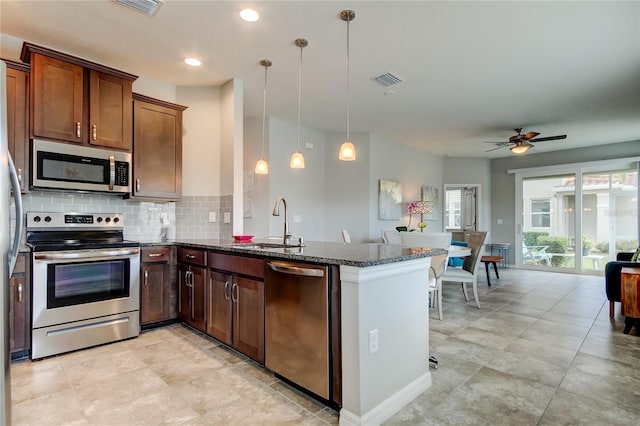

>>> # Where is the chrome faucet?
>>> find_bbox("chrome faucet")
[272,196,290,245]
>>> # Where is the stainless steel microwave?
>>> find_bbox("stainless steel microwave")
[32,139,131,194]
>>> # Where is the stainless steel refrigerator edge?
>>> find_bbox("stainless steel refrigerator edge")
[2,60,25,425]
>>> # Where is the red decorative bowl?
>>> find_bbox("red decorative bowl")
[233,235,254,242]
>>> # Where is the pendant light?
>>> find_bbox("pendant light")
[255,59,272,175]
[339,10,356,161]
[290,38,307,169]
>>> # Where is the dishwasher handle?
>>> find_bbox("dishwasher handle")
[267,261,325,277]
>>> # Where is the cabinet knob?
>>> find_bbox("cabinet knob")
[76,122,81,138]
[92,124,97,141]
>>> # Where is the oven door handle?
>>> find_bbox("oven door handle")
[34,247,140,260]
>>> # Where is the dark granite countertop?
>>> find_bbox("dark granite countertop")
[154,239,446,268]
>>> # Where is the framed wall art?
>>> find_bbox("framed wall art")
[379,179,402,220]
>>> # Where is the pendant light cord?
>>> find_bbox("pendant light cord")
[297,43,303,152]
[261,63,268,158]
[346,17,350,142]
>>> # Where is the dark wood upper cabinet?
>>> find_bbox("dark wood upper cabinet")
[89,70,132,150]
[130,94,187,201]
[3,60,30,192]
[21,43,137,151]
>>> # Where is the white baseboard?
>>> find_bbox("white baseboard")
[338,372,431,426]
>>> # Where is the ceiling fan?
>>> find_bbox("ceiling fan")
[484,128,567,154]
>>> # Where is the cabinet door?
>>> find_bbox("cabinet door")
[177,264,191,322]
[31,53,84,142]
[233,276,265,363]
[207,270,233,345]
[9,254,29,355]
[190,266,207,332]
[132,98,182,199]
[89,70,132,151]
[5,66,29,192]
[140,263,170,325]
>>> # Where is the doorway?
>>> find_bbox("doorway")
[444,184,479,232]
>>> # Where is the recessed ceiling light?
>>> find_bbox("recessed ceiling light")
[184,58,202,67]
[240,8,259,22]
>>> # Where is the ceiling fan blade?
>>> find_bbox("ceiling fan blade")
[522,131,540,140]
[482,141,509,145]
[485,145,507,152]
[530,135,567,142]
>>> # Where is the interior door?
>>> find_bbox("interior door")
[463,187,477,231]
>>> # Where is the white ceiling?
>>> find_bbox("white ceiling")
[1,0,639,159]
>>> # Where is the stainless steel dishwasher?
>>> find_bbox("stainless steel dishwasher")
[265,260,329,399]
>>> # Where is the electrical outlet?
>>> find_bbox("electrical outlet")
[497,218,503,225]
[223,212,231,223]
[369,329,379,354]
[208,212,216,222]
[293,215,302,223]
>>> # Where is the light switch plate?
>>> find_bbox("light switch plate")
[209,212,216,222]
[223,212,231,223]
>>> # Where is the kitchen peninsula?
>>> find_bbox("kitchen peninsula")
[170,239,444,426]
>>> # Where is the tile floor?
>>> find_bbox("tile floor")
[10,268,640,425]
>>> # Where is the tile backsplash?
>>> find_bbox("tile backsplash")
[11,191,233,245]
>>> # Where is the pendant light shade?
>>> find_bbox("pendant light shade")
[339,10,356,162]
[255,59,272,174]
[290,38,308,169]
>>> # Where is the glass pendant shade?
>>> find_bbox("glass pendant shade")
[339,10,356,162]
[290,151,305,169]
[255,159,269,174]
[339,140,356,161]
[291,38,308,169]
[255,59,272,174]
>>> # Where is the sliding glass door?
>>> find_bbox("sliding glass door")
[581,169,638,271]
[515,160,639,274]
[520,174,576,270]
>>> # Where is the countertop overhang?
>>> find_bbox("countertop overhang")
[147,239,446,267]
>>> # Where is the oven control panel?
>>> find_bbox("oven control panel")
[27,212,124,230]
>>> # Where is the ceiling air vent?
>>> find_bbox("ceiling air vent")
[371,71,405,87]
[113,0,164,16]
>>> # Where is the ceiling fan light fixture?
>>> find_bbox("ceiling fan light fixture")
[255,59,272,175]
[339,9,356,162]
[510,144,530,154]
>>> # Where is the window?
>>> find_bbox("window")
[445,189,462,229]
[531,199,551,228]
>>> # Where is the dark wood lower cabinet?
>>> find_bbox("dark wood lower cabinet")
[10,254,30,358]
[207,252,265,363]
[140,246,175,326]
[177,262,207,332]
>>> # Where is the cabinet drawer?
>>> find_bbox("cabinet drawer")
[177,247,206,266]
[208,252,265,279]
[141,246,171,263]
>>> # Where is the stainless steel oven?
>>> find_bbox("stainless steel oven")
[27,212,140,359]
